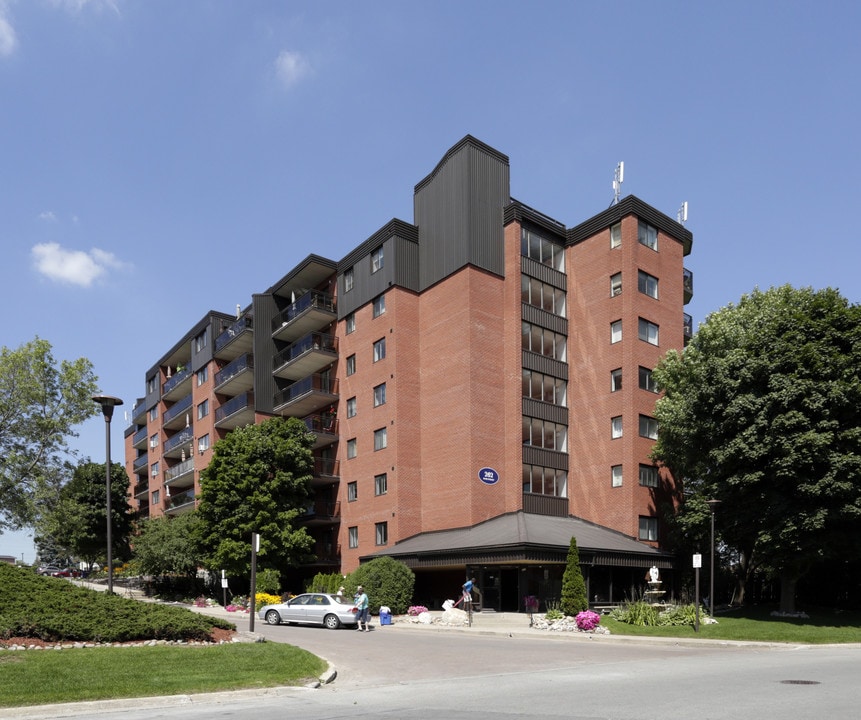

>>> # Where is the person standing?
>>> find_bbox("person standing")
[454,577,475,608]
[354,585,370,631]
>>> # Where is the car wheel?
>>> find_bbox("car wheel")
[265,610,282,625]
[323,614,341,630]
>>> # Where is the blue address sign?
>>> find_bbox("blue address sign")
[478,467,500,485]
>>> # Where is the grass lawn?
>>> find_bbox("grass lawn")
[600,604,861,644]
[0,642,327,708]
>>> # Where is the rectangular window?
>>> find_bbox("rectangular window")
[348,526,358,548]
[374,427,387,451]
[373,338,386,362]
[197,399,209,420]
[373,383,386,407]
[638,318,659,345]
[638,270,659,299]
[347,438,357,459]
[611,465,623,487]
[147,376,157,394]
[610,272,622,297]
[344,267,354,292]
[345,313,355,334]
[522,417,568,452]
[375,522,388,546]
[639,464,659,487]
[521,322,566,361]
[611,368,622,392]
[152,489,160,505]
[347,481,357,502]
[195,330,207,352]
[346,354,356,376]
[371,246,384,273]
[639,415,659,440]
[639,366,658,393]
[610,222,622,249]
[373,295,386,318]
[374,473,387,495]
[611,320,622,344]
[639,516,658,541]
[521,276,566,317]
[611,416,623,439]
[522,369,567,407]
[638,220,658,250]
[150,434,159,449]
[346,396,357,418]
[198,434,210,454]
[522,464,568,497]
[196,367,208,386]
[150,461,159,477]
[149,406,159,421]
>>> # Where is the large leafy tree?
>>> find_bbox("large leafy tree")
[195,417,315,576]
[652,286,861,612]
[37,461,133,570]
[133,512,202,579]
[0,338,99,530]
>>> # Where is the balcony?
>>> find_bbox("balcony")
[132,401,147,424]
[162,365,192,402]
[311,455,340,488]
[273,374,338,418]
[214,316,254,361]
[214,353,254,396]
[683,267,694,304]
[133,481,149,499]
[163,427,194,459]
[132,426,148,450]
[164,489,196,515]
[304,412,338,449]
[522,493,569,517]
[308,542,340,566]
[271,290,336,343]
[272,332,337,381]
[214,391,255,430]
[301,500,341,526]
[132,452,149,476]
[684,313,693,345]
[162,394,193,430]
[164,457,195,490]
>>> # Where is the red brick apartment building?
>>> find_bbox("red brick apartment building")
[124,136,694,611]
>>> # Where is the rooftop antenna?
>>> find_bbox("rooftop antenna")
[612,161,624,205]
[677,201,688,226]
[236,304,241,319]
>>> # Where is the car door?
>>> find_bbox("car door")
[283,594,310,623]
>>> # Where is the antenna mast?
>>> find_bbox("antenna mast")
[677,201,688,226]
[612,162,624,205]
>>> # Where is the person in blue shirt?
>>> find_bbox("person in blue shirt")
[454,577,475,607]
[354,585,370,631]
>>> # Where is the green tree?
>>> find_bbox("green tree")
[652,286,861,612]
[0,338,99,530]
[560,536,588,616]
[38,461,132,570]
[195,417,315,577]
[133,512,202,579]
[347,556,415,614]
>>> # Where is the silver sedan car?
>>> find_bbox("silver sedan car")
[258,592,359,629]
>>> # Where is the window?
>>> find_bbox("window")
[149,406,159,421]
[375,522,388,546]
[374,473,387,495]
[638,220,658,250]
[150,461,159,477]
[522,369,567,406]
[521,276,566,317]
[198,434,210,454]
[611,465,623,487]
[639,366,658,393]
[639,516,658,541]
[522,417,568,451]
[610,222,622,249]
[374,427,387,451]
[638,270,658,299]
[347,481,357,502]
[610,272,622,297]
[611,320,622,344]
[197,399,209,420]
[521,322,566,361]
[373,294,386,317]
[639,415,659,440]
[348,526,358,548]
[345,313,355,334]
[196,367,208,386]
[152,489,160,505]
[347,438,357,459]
[638,318,659,346]
[373,338,386,362]
[346,353,356,376]
[344,267,354,292]
[150,434,159,449]
[195,330,207,352]
[371,246,384,273]
[522,464,568,497]
[520,227,565,272]
[611,416,623,439]
[611,368,622,392]
[147,376,157,394]
[346,396,357,418]
[373,383,386,407]
[639,464,659,488]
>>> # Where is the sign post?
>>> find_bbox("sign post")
[693,553,702,633]
[249,533,260,632]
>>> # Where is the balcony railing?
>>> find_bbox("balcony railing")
[165,489,195,511]
[133,481,149,498]
[215,316,254,354]
[273,374,337,410]
[162,365,192,397]
[273,332,337,371]
[132,401,147,423]
[214,353,254,388]
[132,426,148,448]
[164,427,194,455]
[683,267,694,304]
[683,313,693,343]
[304,412,338,435]
[271,290,335,334]
[132,453,149,472]
[214,391,254,426]
[313,455,340,478]
[165,457,195,485]
[302,500,341,521]
[163,394,193,426]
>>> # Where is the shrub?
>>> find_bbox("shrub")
[611,600,659,626]
[560,536,588,617]
[346,557,415,614]
[656,603,701,626]
[254,592,282,612]
[575,610,601,631]
[305,572,343,594]
[256,568,281,596]
[544,607,564,621]
[407,605,428,616]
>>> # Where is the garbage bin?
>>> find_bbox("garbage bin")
[379,611,392,626]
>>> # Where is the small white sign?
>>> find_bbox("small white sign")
[221,578,229,588]
[692,553,702,568]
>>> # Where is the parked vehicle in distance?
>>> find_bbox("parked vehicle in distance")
[258,592,358,629]
[52,568,81,578]
[38,566,61,576]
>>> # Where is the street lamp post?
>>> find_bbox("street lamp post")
[706,499,721,619]
[92,395,123,594]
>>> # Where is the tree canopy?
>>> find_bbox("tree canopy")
[133,512,202,578]
[0,338,99,531]
[652,286,861,611]
[195,417,315,576]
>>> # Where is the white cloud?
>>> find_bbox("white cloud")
[0,2,18,57]
[31,242,128,287]
[39,211,58,223]
[49,0,121,15]
[274,49,311,90]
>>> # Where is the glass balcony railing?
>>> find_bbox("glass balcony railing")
[164,427,194,454]
[274,374,337,409]
[684,313,693,342]
[165,489,195,510]
[163,394,193,425]
[271,290,336,333]
[214,391,253,423]
[215,316,254,353]
[162,365,192,396]
[273,332,337,371]
[165,457,195,484]
[683,268,694,303]
[214,353,254,388]
[133,453,149,472]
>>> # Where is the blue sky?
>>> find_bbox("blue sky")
[2,0,859,562]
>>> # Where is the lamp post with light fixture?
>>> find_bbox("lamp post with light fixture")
[706,499,721,618]
[92,395,123,594]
